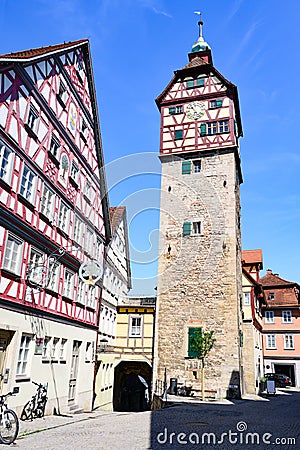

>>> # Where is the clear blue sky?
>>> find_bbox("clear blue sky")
[1,0,300,295]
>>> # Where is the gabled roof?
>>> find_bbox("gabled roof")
[260,271,296,287]
[242,249,263,267]
[0,39,88,62]
[182,56,208,69]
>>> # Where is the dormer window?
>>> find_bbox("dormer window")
[269,292,275,300]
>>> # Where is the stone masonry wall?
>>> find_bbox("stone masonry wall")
[154,150,242,398]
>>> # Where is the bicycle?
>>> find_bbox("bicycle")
[20,381,48,421]
[0,386,20,445]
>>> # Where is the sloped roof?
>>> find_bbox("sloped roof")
[260,271,295,287]
[109,206,126,235]
[0,39,88,62]
[242,249,263,266]
[181,56,208,69]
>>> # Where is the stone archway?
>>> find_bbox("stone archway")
[113,361,152,412]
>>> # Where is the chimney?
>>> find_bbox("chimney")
[266,269,272,274]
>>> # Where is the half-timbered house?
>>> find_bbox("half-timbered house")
[0,40,110,415]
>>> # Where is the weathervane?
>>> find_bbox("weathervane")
[194,11,203,38]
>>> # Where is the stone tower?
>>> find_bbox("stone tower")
[153,20,244,397]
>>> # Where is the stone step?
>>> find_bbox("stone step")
[68,404,84,414]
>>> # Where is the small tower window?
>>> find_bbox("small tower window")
[169,106,183,115]
[210,99,223,109]
[207,122,218,135]
[175,130,183,140]
[193,160,201,173]
[196,77,205,87]
[219,120,229,133]
[193,221,201,235]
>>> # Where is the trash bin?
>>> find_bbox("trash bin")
[169,378,177,395]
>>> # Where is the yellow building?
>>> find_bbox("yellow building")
[113,297,156,411]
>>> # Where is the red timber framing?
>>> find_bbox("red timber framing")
[156,53,243,159]
[0,39,111,328]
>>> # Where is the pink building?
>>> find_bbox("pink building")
[261,270,300,387]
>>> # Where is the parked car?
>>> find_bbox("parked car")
[264,373,292,387]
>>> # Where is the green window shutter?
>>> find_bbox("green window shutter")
[183,221,191,236]
[187,79,194,88]
[182,161,191,175]
[169,107,176,114]
[200,123,206,136]
[216,99,223,107]
[188,327,202,357]
[197,78,205,87]
[175,130,183,140]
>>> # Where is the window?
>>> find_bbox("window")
[49,136,60,160]
[2,233,23,275]
[80,119,88,141]
[269,292,275,300]
[20,165,36,203]
[265,311,274,323]
[188,327,202,358]
[182,161,191,175]
[77,279,86,305]
[129,315,142,337]
[59,339,67,360]
[266,334,276,349]
[73,215,83,245]
[183,221,192,236]
[284,334,294,350]
[210,99,223,109]
[26,106,39,134]
[63,270,74,300]
[76,59,85,83]
[51,338,59,359]
[58,201,69,233]
[42,337,51,358]
[46,260,59,292]
[16,335,32,376]
[85,227,94,255]
[282,310,292,323]
[193,160,201,173]
[87,286,96,309]
[207,121,218,135]
[169,106,182,115]
[70,161,79,184]
[0,140,14,184]
[28,247,44,285]
[192,221,201,235]
[186,77,205,88]
[175,130,183,140]
[243,292,251,306]
[40,185,54,219]
[219,120,229,133]
[84,180,92,201]
[96,238,104,263]
[85,342,92,362]
[57,80,67,105]
[200,120,230,136]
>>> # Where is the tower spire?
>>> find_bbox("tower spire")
[192,11,211,53]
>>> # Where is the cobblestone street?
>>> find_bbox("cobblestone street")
[13,389,300,450]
